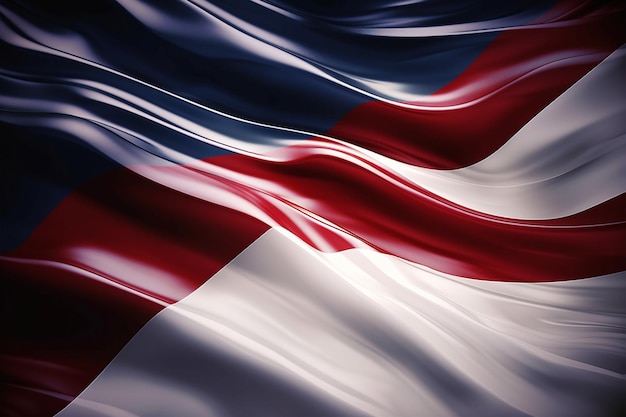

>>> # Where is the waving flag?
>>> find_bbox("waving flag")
[1,0,625,416]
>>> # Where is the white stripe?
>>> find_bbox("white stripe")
[56,228,625,417]
[367,46,626,219]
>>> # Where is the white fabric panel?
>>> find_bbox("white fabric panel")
[57,229,625,417]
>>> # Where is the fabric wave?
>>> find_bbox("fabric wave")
[0,1,624,416]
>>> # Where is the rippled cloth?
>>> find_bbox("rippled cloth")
[0,1,624,416]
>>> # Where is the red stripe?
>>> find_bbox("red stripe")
[208,140,626,282]
[328,1,625,168]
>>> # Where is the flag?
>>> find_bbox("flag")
[1,0,624,416]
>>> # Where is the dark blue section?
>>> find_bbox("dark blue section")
[0,0,555,252]
[0,61,238,161]
[208,0,556,98]
[264,0,555,28]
